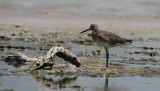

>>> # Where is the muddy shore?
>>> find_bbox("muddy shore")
[1,12,160,76]
[1,12,160,91]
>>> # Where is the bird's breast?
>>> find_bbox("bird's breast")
[92,32,110,48]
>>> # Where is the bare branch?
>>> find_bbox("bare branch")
[5,46,81,72]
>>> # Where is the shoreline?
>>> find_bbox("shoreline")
[0,12,160,37]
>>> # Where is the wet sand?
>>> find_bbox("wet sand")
[0,12,160,36]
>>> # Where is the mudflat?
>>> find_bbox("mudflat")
[1,12,160,91]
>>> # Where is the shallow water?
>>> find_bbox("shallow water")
[0,0,160,15]
[0,30,160,91]
[1,74,160,91]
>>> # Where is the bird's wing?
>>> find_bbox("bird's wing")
[97,30,129,45]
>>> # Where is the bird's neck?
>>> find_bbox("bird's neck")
[92,29,98,32]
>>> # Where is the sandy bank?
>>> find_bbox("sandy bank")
[0,12,160,37]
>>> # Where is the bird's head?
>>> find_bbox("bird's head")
[80,24,98,34]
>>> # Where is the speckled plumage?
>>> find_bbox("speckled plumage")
[80,24,133,68]
[92,30,132,48]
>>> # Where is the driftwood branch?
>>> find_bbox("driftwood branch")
[5,46,81,72]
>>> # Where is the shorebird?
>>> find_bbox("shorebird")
[80,24,133,68]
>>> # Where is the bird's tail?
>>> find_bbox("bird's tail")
[126,39,133,44]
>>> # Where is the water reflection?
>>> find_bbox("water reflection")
[32,74,78,90]
[104,78,108,91]
[31,74,127,91]
[104,78,129,91]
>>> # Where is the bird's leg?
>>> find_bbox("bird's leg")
[105,47,109,68]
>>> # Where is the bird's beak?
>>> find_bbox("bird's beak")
[80,29,91,34]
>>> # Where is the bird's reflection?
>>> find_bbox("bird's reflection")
[103,77,128,91]
[105,78,109,91]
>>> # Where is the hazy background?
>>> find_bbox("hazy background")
[0,0,160,15]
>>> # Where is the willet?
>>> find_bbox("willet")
[80,24,133,68]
